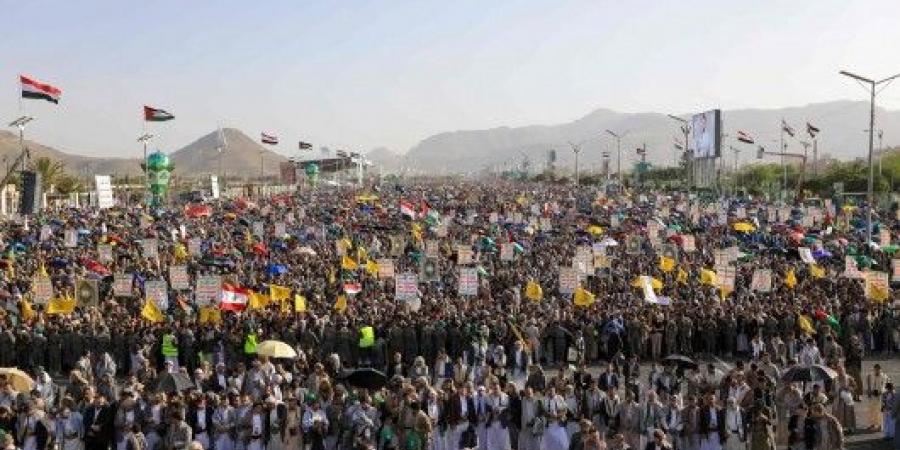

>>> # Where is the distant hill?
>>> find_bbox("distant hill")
[365,147,404,172]
[0,130,141,178]
[403,100,900,173]
[169,128,287,178]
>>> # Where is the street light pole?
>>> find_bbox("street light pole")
[568,142,581,186]
[839,69,900,244]
[605,130,623,183]
[666,115,691,188]
[9,116,34,171]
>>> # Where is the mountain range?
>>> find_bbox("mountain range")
[0,100,897,179]
[401,100,900,173]
[0,128,285,180]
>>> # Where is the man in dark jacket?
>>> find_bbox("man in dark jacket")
[84,393,115,450]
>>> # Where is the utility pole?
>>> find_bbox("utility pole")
[9,116,34,171]
[666,115,691,188]
[568,142,581,186]
[878,129,884,177]
[605,129,623,183]
[780,119,786,200]
[731,146,741,193]
[840,69,900,244]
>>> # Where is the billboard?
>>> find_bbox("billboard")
[691,109,721,158]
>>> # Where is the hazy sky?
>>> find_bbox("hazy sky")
[3,0,900,158]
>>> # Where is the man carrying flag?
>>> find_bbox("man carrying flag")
[144,105,175,122]
[20,75,62,104]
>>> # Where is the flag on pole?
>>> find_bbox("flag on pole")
[20,75,62,104]
[781,119,795,137]
[341,256,359,270]
[784,268,797,289]
[294,294,307,313]
[573,286,596,307]
[524,280,543,301]
[806,122,820,138]
[737,131,755,144]
[399,200,416,219]
[261,132,278,145]
[141,298,165,323]
[144,106,175,122]
[298,141,313,150]
[219,284,250,311]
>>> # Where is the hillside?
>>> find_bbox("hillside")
[169,128,287,178]
[0,130,141,178]
[403,101,900,173]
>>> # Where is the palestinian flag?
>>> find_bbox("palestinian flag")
[261,132,278,145]
[781,119,795,137]
[144,105,175,122]
[20,75,61,104]
[737,131,755,144]
[806,122,820,138]
[299,141,312,150]
[219,284,250,311]
[399,200,416,219]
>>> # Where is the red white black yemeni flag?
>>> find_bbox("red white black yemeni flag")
[737,131,755,144]
[144,105,175,122]
[261,132,278,145]
[20,75,61,104]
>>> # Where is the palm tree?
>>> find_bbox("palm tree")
[54,174,84,195]
[30,157,66,191]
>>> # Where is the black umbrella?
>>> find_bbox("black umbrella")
[662,354,698,370]
[780,365,837,383]
[341,368,388,390]
[156,372,195,393]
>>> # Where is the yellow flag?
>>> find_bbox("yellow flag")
[294,294,307,313]
[411,223,423,242]
[365,260,379,277]
[700,269,717,286]
[47,296,76,315]
[341,255,359,271]
[20,300,35,321]
[173,244,188,261]
[784,268,797,289]
[37,263,48,277]
[573,286,596,307]
[797,314,816,335]
[248,291,271,310]
[809,264,825,279]
[586,225,604,236]
[198,306,222,324]
[333,295,348,313]
[524,280,543,301]
[631,276,662,290]
[676,267,688,285]
[269,284,292,302]
[718,286,733,301]
[659,256,676,273]
[141,298,165,323]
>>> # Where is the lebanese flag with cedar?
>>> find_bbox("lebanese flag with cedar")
[220,284,250,311]
[20,75,62,104]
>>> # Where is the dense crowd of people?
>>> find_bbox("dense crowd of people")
[0,181,896,450]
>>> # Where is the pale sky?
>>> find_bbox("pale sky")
[3,0,900,158]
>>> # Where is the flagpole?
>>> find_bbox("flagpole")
[780,120,786,200]
[813,138,818,177]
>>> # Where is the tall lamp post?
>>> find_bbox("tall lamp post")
[666,115,691,187]
[9,116,35,171]
[839,69,900,244]
[568,141,582,186]
[605,129,623,183]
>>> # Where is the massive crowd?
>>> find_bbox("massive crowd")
[0,181,896,450]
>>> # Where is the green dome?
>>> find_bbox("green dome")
[146,152,171,172]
